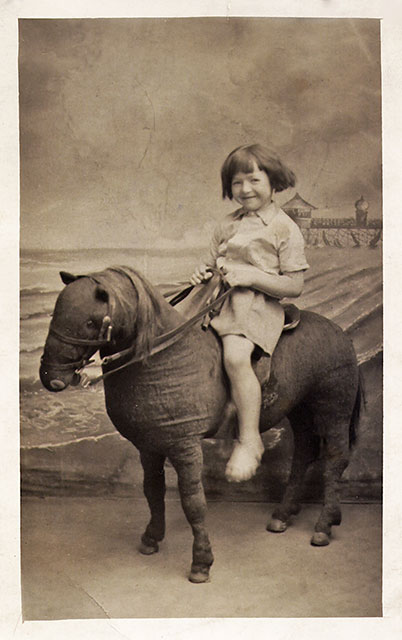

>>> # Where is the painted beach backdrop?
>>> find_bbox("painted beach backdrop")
[19,18,382,499]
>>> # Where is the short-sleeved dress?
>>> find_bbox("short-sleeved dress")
[204,201,309,356]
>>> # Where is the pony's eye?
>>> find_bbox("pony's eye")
[86,320,95,328]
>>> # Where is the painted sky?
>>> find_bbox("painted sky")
[19,18,381,249]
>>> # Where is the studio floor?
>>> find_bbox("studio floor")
[21,496,382,620]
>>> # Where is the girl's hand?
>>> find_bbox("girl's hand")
[219,265,256,288]
[220,266,304,298]
[190,264,213,285]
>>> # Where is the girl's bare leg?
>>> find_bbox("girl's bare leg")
[222,335,264,482]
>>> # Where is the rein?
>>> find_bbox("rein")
[83,283,232,387]
[44,272,232,387]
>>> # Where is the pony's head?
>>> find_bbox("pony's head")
[39,266,164,391]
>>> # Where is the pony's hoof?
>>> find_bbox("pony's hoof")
[189,571,210,584]
[311,532,330,546]
[139,541,159,555]
[267,518,287,533]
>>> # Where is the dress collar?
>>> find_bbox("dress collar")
[234,201,280,226]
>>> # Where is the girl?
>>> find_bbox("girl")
[191,144,309,483]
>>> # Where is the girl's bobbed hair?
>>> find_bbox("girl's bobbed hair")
[221,143,296,199]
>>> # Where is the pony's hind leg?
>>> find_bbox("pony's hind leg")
[311,429,349,546]
[267,405,320,533]
[168,438,214,583]
[138,450,166,555]
[307,360,359,546]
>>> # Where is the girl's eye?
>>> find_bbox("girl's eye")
[251,179,260,183]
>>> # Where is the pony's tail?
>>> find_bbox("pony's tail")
[349,368,366,448]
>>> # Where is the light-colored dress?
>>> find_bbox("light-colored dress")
[205,201,309,355]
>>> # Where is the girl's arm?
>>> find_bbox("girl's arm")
[252,269,304,298]
[221,265,304,298]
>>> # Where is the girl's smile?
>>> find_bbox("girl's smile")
[231,162,274,213]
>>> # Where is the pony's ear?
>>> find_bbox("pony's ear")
[95,286,109,304]
[60,271,78,285]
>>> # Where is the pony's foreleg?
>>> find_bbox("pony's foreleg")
[267,408,320,533]
[168,438,214,583]
[138,450,166,555]
[311,430,349,546]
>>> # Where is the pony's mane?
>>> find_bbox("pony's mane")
[89,265,165,359]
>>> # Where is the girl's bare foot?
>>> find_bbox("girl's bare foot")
[225,438,264,482]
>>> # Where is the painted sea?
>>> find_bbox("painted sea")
[20,245,382,452]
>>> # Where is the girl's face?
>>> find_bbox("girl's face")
[231,161,274,212]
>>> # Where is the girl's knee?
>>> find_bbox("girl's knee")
[223,347,249,374]
[222,335,256,380]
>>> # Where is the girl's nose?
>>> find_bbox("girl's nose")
[241,181,252,194]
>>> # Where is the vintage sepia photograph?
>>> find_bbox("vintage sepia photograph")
[13,10,388,631]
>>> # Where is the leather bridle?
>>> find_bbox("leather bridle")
[40,274,232,384]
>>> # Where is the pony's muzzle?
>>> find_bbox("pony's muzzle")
[49,379,67,391]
